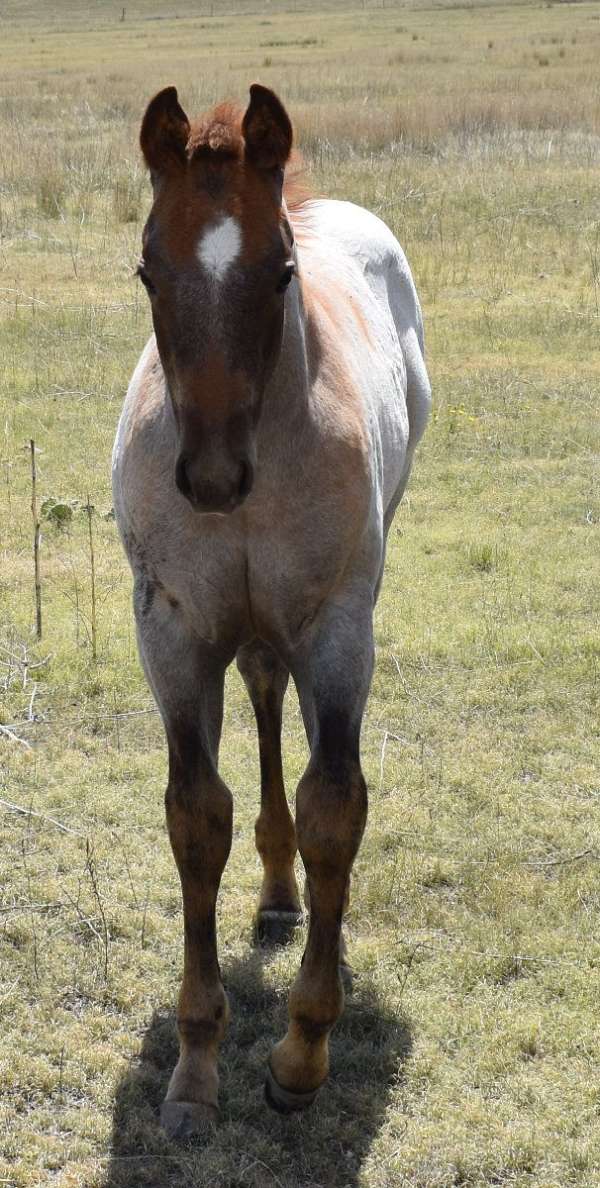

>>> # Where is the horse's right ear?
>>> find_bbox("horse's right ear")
[140,87,190,175]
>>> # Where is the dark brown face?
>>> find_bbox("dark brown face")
[138,85,294,514]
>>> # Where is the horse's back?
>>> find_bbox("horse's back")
[294,198,431,514]
[302,199,422,336]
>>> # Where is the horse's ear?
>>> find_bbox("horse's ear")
[140,86,190,175]
[242,84,293,172]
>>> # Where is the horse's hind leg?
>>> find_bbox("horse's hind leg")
[135,595,232,1138]
[237,640,302,943]
[266,592,372,1112]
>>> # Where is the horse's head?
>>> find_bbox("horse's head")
[138,84,295,513]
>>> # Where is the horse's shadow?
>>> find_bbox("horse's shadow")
[103,949,412,1188]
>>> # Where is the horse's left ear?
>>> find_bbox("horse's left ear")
[242,84,293,172]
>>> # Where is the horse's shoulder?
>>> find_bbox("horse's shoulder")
[112,336,171,524]
[125,336,164,419]
[114,336,167,464]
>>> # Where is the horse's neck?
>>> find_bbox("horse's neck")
[265,282,311,423]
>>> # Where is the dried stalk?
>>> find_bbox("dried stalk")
[0,797,81,835]
[85,840,110,982]
[0,724,31,749]
[86,495,97,661]
[30,439,42,640]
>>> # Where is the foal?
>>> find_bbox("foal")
[113,84,430,1135]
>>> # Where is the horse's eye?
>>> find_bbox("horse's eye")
[136,263,156,296]
[276,262,295,294]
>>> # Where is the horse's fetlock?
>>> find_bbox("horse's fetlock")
[290,969,343,1030]
[178,1016,221,1048]
[295,1012,337,1044]
[178,985,229,1049]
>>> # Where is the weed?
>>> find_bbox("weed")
[467,542,495,572]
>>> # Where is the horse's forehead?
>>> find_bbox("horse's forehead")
[151,167,280,268]
[196,216,243,283]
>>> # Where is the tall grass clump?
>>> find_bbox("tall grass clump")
[112,168,143,224]
[36,169,66,218]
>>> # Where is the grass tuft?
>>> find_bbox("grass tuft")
[466,541,495,572]
[112,170,143,224]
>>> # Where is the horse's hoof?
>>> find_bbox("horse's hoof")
[160,1099,219,1140]
[264,1063,320,1114]
[254,909,303,947]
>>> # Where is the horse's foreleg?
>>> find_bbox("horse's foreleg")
[237,640,301,942]
[135,602,231,1138]
[163,741,232,1137]
[266,596,373,1111]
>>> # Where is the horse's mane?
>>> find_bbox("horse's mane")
[187,102,245,160]
[186,101,314,220]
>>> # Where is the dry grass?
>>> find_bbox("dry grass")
[1,2,600,1186]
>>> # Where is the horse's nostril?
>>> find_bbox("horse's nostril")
[175,454,192,500]
[237,460,253,501]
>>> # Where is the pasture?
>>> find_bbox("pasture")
[1,0,599,1184]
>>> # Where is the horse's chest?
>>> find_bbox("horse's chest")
[145,515,360,655]
[121,426,372,653]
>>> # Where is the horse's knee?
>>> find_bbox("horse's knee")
[296,758,367,886]
[166,774,233,885]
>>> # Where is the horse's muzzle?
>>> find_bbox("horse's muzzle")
[175,453,253,513]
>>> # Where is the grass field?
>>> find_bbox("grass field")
[1,1,600,1185]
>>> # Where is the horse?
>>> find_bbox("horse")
[112,83,431,1137]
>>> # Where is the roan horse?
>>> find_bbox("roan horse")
[112,84,431,1136]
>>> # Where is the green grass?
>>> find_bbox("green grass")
[1,1,600,1185]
